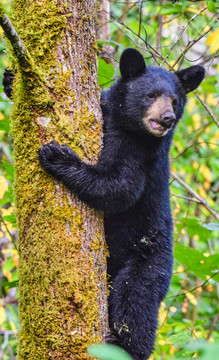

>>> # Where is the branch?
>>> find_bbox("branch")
[161,272,218,327]
[171,193,201,203]
[207,313,219,340]
[160,6,208,66]
[171,172,219,221]
[168,271,219,300]
[0,5,30,68]
[194,91,219,128]
[171,26,214,69]
[0,213,17,249]
[172,139,217,160]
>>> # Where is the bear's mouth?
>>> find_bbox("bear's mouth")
[143,116,173,137]
[150,120,167,132]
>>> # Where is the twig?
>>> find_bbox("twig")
[171,172,219,221]
[0,5,30,68]
[156,0,166,52]
[161,6,208,66]
[193,91,219,128]
[161,272,218,327]
[110,12,171,65]
[138,1,144,38]
[171,193,201,203]
[207,313,219,340]
[172,140,218,160]
[168,271,219,299]
[171,26,214,69]
[0,214,17,249]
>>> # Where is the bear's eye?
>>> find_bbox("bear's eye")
[148,93,157,99]
[172,97,178,107]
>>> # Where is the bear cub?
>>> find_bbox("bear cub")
[5,48,205,360]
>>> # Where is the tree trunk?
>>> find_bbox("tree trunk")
[8,0,108,359]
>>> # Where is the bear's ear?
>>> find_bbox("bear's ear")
[175,65,205,93]
[120,48,146,80]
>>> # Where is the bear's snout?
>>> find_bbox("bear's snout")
[160,111,176,128]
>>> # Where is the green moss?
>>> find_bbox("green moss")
[9,0,107,359]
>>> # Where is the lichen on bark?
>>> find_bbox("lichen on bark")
[9,0,108,359]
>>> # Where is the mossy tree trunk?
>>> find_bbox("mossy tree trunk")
[8,0,108,359]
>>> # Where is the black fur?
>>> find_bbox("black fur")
[3,69,15,99]
[4,48,205,360]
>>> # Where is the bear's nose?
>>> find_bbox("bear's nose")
[160,111,176,128]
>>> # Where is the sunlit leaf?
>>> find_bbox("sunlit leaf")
[0,306,6,325]
[206,29,219,54]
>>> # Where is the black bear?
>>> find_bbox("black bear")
[4,49,205,360]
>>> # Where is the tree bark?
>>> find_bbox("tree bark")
[8,0,108,359]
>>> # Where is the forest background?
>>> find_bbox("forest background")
[0,0,218,359]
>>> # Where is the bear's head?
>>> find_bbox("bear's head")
[109,48,205,138]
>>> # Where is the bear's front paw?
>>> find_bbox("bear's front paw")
[38,141,81,177]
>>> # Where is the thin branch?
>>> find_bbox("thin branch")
[171,26,214,69]
[0,214,17,249]
[172,140,218,160]
[138,1,144,38]
[171,172,219,221]
[194,91,219,128]
[168,271,219,299]
[207,313,219,340]
[0,5,30,68]
[161,272,218,327]
[171,193,201,203]
[110,12,170,65]
[161,6,208,66]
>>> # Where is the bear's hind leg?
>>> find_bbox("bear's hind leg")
[108,256,162,360]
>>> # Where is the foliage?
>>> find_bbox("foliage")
[0,0,218,359]
[88,343,132,360]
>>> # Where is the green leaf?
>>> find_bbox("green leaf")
[177,218,210,239]
[174,243,219,281]
[2,257,14,272]
[159,323,187,334]
[97,58,114,88]
[186,342,219,360]
[194,319,207,327]
[174,348,194,359]
[0,119,10,132]
[2,161,15,183]
[3,213,17,224]
[167,330,191,347]
[159,4,182,15]
[207,1,217,13]
[87,344,132,360]
[1,279,18,289]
